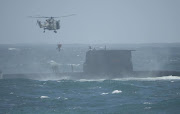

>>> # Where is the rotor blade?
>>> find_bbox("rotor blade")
[58,14,76,18]
[28,14,76,18]
[28,16,50,18]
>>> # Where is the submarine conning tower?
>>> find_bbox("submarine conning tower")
[83,50,134,74]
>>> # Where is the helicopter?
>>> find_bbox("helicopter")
[29,14,76,33]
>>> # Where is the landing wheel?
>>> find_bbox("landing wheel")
[54,31,57,33]
[43,31,45,33]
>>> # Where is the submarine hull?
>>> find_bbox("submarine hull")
[2,70,180,80]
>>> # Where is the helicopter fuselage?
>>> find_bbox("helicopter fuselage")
[37,18,60,33]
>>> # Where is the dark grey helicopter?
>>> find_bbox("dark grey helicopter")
[29,14,76,33]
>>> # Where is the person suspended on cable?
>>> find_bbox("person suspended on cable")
[57,43,62,52]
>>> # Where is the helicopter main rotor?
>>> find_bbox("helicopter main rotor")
[28,14,76,18]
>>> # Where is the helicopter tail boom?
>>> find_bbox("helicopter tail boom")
[37,20,43,28]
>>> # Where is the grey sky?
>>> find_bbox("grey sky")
[0,0,180,44]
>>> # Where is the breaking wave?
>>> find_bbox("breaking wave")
[113,76,180,81]
[36,75,180,82]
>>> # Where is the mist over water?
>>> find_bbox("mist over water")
[1,43,180,75]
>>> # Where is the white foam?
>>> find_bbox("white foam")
[38,76,71,81]
[40,96,49,99]
[113,76,180,81]
[74,76,180,82]
[143,102,151,104]
[56,97,61,99]
[10,92,14,94]
[34,75,180,82]
[48,60,60,66]
[8,48,18,51]
[78,79,105,82]
[64,98,68,100]
[112,90,122,94]
[101,93,109,95]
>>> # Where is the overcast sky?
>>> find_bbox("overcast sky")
[0,0,180,44]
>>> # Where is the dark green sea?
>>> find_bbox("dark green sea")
[0,44,180,113]
[1,77,180,113]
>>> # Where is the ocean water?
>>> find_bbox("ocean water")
[0,44,180,113]
[0,77,180,113]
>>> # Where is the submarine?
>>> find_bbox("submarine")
[82,49,180,78]
[2,49,180,79]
